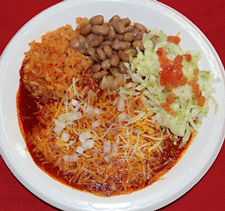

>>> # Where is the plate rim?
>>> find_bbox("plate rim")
[0,0,225,210]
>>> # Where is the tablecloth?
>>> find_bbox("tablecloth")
[0,0,224,210]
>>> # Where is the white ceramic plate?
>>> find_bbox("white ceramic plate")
[0,0,225,210]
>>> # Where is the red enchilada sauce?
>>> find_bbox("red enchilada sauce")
[17,66,192,196]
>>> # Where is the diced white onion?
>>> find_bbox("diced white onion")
[58,112,82,122]
[84,105,101,115]
[93,108,101,115]
[71,99,79,107]
[76,146,85,154]
[63,154,78,162]
[103,140,111,153]
[54,119,67,128]
[69,111,82,121]
[117,97,125,111]
[66,121,74,126]
[85,105,93,113]
[53,125,64,134]
[118,112,128,122]
[82,138,95,149]
[111,142,118,156]
[61,132,70,142]
[104,154,112,162]
[58,113,68,121]
[79,131,92,143]
[92,120,101,128]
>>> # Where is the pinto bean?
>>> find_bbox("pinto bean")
[92,24,109,36]
[129,48,137,57]
[134,22,147,32]
[132,27,140,36]
[116,34,124,41]
[90,15,104,25]
[86,47,95,55]
[108,26,116,41]
[93,69,108,80]
[112,41,131,51]
[96,48,106,60]
[119,62,128,74]
[118,50,129,62]
[123,32,134,42]
[125,25,134,32]
[109,15,121,25]
[91,64,101,72]
[132,40,144,51]
[110,67,120,76]
[103,45,113,58]
[113,21,127,34]
[86,47,99,62]
[111,75,126,90]
[70,36,89,54]
[86,33,96,43]
[101,59,111,69]
[90,35,104,47]
[100,75,114,90]
[80,24,92,35]
[110,54,120,67]
[134,30,144,41]
[120,17,131,26]
[70,37,80,49]
[90,54,99,62]
[101,40,113,46]
[72,15,151,86]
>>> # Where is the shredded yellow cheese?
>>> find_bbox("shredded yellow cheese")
[30,76,181,197]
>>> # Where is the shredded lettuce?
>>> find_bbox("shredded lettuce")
[123,29,219,147]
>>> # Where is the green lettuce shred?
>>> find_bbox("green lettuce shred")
[122,29,219,147]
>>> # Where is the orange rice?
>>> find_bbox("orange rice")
[22,24,92,101]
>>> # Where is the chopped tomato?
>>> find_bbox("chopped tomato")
[156,48,163,56]
[160,71,169,86]
[179,75,187,85]
[173,55,183,71]
[165,82,173,92]
[192,83,202,98]
[157,48,189,91]
[157,42,205,112]
[193,68,199,76]
[174,69,183,80]
[174,55,183,65]
[158,55,171,67]
[174,63,183,71]
[169,109,178,117]
[166,92,175,104]
[156,47,167,56]
[170,71,179,87]
[161,103,178,117]
[188,76,198,86]
[197,95,206,107]
[167,36,181,45]
[183,54,192,62]
[157,48,170,68]
[161,102,170,112]
[163,63,174,72]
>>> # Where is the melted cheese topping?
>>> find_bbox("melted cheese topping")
[29,77,182,196]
